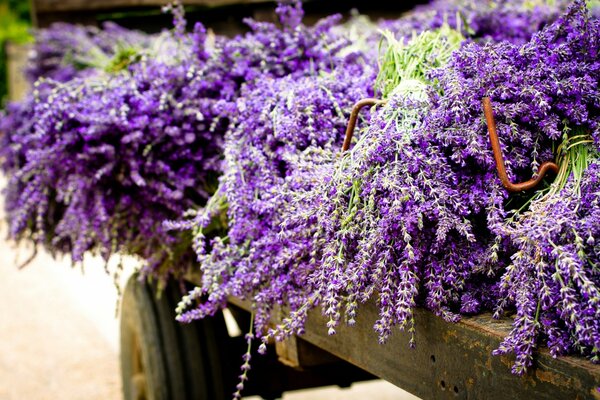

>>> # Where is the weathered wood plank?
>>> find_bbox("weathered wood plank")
[31,0,280,28]
[228,295,600,400]
[301,304,600,400]
[275,334,341,368]
[32,0,271,13]
[31,0,423,29]
[6,42,31,102]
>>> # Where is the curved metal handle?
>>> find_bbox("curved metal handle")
[342,98,386,152]
[483,97,558,193]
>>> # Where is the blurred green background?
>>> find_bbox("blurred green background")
[1,0,31,107]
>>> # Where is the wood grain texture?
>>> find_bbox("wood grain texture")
[33,0,272,13]
[300,304,600,400]
[6,43,31,102]
[228,296,600,400]
[275,334,341,368]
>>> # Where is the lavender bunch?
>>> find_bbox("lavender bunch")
[427,0,600,372]
[175,62,377,331]
[1,2,371,284]
[381,0,572,45]
[262,0,599,373]
[2,56,224,280]
[494,156,600,373]
[26,21,155,83]
[2,11,213,280]
[25,2,196,86]
[173,1,594,375]
[170,2,387,328]
[259,25,471,347]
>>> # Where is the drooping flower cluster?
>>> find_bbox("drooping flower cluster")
[25,22,155,83]
[381,0,573,45]
[427,1,600,371]
[0,2,367,282]
[178,0,599,375]
[174,62,377,330]
[270,0,599,373]
[255,23,477,346]
[2,0,598,383]
[493,159,600,373]
[3,57,224,279]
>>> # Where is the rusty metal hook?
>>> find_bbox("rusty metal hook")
[483,97,559,193]
[341,98,387,152]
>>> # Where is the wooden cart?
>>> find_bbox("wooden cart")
[118,273,600,400]
[27,1,600,398]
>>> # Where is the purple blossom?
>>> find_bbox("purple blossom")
[2,0,598,382]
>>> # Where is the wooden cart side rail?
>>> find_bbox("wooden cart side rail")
[227,296,600,400]
[31,0,278,29]
[30,0,425,31]
[32,0,271,13]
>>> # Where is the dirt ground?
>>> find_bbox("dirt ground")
[0,178,418,400]
[0,174,123,399]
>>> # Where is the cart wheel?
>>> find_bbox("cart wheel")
[120,275,233,400]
